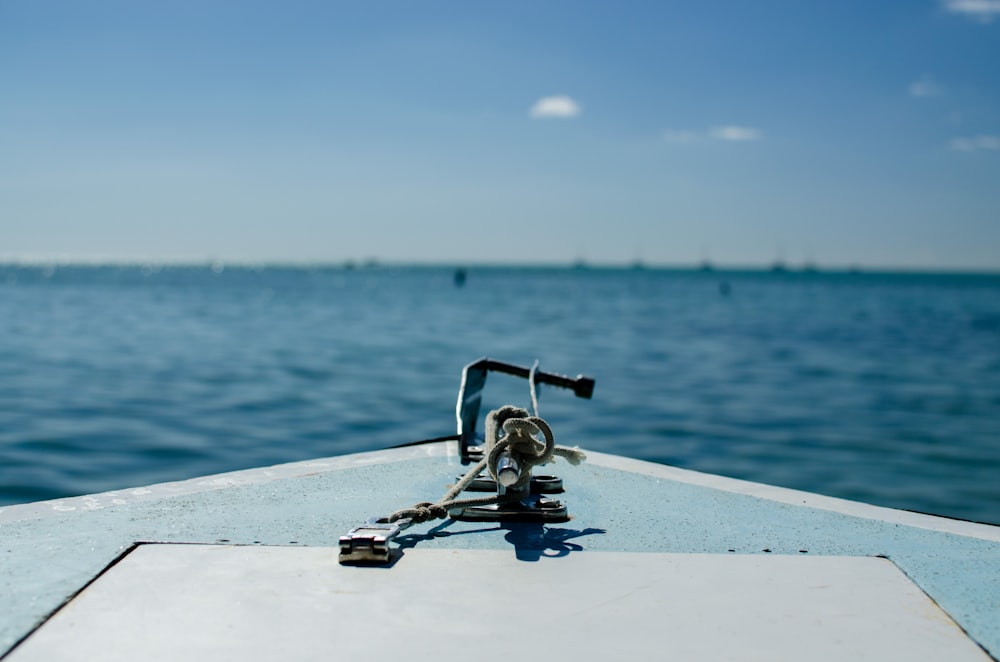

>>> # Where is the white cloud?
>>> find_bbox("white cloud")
[662,125,764,144]
[710,125,763,141]
[529,95,581,119]
[909,75,943,97]
[950,135,1000,151]
[943,0,1000,22]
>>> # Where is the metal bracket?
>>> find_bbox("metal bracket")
[451,494,569,522]
[458,472,564,494]
[339,517,411,564]
[456,358,594,463]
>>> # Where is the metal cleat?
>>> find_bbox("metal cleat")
[459,471,564,494]
[452,494,569,522]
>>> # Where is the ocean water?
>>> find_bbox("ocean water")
[1,264,998,525]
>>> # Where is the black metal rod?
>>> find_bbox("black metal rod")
[477,358,595,399]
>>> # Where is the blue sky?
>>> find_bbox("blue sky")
[2,1,999,268]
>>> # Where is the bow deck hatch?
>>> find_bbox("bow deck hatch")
[7,545,989,661]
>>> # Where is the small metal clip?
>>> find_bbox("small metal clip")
[339,517,410,564]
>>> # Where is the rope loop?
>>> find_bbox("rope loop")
[389,501,444,523]
[485,407,556,490]
[385,404,586,525]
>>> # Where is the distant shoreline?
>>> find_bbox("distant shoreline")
[1,260,999,277]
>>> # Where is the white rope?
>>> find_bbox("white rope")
[388,406,585,524]
[528,359,540,417]
[387,456,505,523]
[485,406,586,490]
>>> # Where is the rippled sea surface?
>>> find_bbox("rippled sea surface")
[1,264,998,524]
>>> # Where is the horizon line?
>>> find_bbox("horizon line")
[2,257,999,276]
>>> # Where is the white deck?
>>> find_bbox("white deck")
[7,545,990,662]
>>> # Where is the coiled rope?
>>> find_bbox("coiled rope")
[387,406,585,524]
